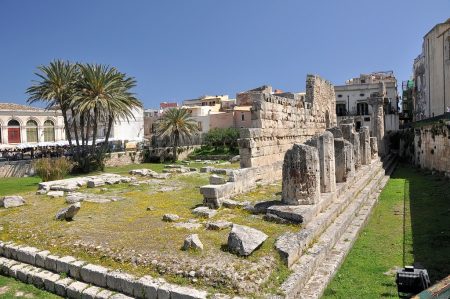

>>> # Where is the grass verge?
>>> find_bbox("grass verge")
[323,163,450,298]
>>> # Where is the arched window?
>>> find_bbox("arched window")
[26,120,38,143]
[7,119,21,144]
[43,120,55,142]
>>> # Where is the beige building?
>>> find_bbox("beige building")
[413,18,450,120]
[0,103,65,146]
[334,72,399,132]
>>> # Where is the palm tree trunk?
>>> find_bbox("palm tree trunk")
[91,107,98,154]
[70,108,80,147]
[85,113,91,150]
[80,113,85,147]
[103,114,114,152]
[173,131,179,162]
[61,108,73,147]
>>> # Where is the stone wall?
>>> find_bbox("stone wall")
[403,121,450,173]
[238,75,337,169]
[104,152,143,167]
[0,160,34,178]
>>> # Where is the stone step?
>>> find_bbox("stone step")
[275,159,384,267]
[298,160,397,298]
[0,242,208,299]
[279,158,390,297]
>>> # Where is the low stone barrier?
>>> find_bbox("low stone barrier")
[0,241,208,299]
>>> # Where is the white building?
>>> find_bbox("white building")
[334,71,399,132]
[413,18,450,120]
[97,107,144,141]
[0,103,65,146]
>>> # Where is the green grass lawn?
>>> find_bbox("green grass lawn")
[323,163,450,298]
[0,275,59,298]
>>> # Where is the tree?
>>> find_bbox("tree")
[155,108,199,161]
[27,61,142,172]
[27,60,79,146]
[73,63,142,171]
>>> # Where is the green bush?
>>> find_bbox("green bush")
[204,128,239,151]
[33,157,73,182]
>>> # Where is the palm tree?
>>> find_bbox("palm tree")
[27,60,79,146]
[156,108,199,161]
[73,63,142,170]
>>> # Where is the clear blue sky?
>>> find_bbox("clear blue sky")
[1,0,449,108]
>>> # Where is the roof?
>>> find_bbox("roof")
[0,103,44,111]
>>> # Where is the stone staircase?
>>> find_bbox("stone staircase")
[276,154,397,298]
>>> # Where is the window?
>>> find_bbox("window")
[241,113,245,121]
[361,79,366,83]
[357,103,369,115]
[43,120,55,142]
[336,103,346,116]
[337,94,343,98]
[360,93,365,97]
[26,120,38,143]
[364,117,371,122]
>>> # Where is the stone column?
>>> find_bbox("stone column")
[368,96,385,156]
[306,131,336,193]
[370,137,378,158]
[341,123,361,170]
[333,138,354,182]
[359,126,371,165]
[281,144,320,205]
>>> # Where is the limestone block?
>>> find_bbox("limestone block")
[67,281,89,299]
[15,264,32,282]
[81,286,101,299]
[281,144,321,205]
[35,250,50,268]
[1,196,26,208]
[370,137,378,158]
[109,294,134,299]
[106,271,137,296]
[68,260,87,280]
[32,269,53,289]
[44,255,60,272]
[9,263,27,278]
[16,246,39,265]
[157,282,172,299]
[209,174,226,185]
[134,275,158,299]
[170,285,208,299]
[87,179,105,188]
[192,206,217,218]
[80,264,109,287]
[182,234,204,251]
[334,138,354,183]
[341,124,361,169]
[359,126,371,165]
[47,191,64,198]
[96,289,115,299]
[227,224,268,256]
[306,132,336,193]
[43,271,61,292]
[56,255,76,274]
[54,277,74,297]
[326,126,343,139]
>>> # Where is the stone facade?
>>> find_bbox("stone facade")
[281,144,321,205]
[238,75,336,169]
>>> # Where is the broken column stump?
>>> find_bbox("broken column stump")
[359,126,371,165]
[281,144,320,205]
[306,131,336,193]
[334,138,354,183]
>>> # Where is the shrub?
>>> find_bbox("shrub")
[204,128,239,151]
[33,157,73,182]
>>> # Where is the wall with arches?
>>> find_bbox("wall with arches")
[0,107,65,144]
